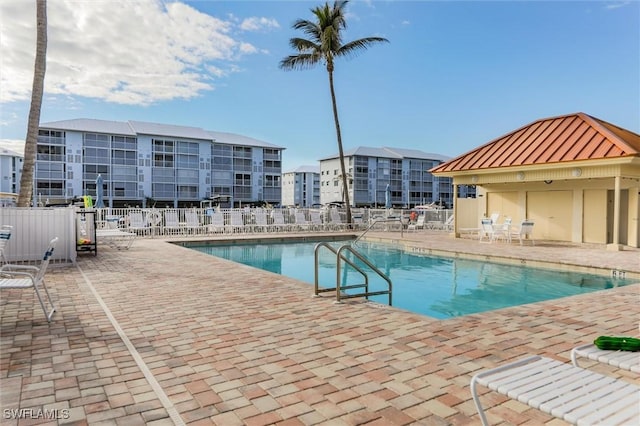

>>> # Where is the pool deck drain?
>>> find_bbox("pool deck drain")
[1,230,638,425]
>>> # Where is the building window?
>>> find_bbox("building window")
[235,173,251,186]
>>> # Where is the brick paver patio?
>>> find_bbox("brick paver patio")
[1,231,638,425]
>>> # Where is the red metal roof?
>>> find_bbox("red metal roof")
[431,113,640,173]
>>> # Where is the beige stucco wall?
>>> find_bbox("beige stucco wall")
[454,197,478,229]
[628,189,639,247]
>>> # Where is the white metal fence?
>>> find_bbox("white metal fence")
[0,207,77,265]
[0,206,454,263]
[90,207,454,238]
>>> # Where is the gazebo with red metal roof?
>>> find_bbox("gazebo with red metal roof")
[431,112,640,250]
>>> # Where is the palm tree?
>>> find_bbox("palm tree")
[280,0,388,225]
[17,0,47,207]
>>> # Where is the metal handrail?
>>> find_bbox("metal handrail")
[314,242,368,296]
[336,244,392,306]
[353,217,404,245]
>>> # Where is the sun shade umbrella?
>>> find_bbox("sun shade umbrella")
[95,174,105,208]
[385,184,391,209]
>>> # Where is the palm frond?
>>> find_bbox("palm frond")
[336,36,389,58]
[279,53,322,71]
[289,37,320,53]
[292,19,321,42]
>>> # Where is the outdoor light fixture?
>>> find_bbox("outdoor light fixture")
[572,168,582,177]
[544,180,553,184]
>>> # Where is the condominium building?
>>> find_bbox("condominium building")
[281,165,320,207]
[35,119,284,207]
[0,147,23,205]
[319,147,474,208]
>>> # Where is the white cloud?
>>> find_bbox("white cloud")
[0,139,25,155]
[604,1,631,10]
[0,0,273,106]
[239,17,280,32]
[239,43,258,54]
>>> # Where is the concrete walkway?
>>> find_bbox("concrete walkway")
[1,231,638,425]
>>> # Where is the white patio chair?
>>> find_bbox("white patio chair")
[0,237,58,322]
[471,355,639,426]
[511,219,535,245]
[0,225,13,265]
[479,218,495,243]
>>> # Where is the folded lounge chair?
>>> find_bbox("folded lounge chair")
[470,355,639,425]
[571,342,640,373]
[0,225,12,265]
[0,237,58,322]
[97,228,137,250]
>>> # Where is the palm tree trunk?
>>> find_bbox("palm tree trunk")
[327,69,353,225]
[17,0,47,207]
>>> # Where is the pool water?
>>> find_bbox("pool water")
[190,240,632,319]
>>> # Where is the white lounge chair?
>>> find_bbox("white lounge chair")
[184,210,203,235]
[470,355,639,426]
[571,343,640,373]
[0,237,58,322]
[407,215,425,232]
[163,209,182,236]
[294,211,311,231]
[229,210,245,233]
[439,214,454,231]
[253,209,270,233]
[310,210,324,231]
[271,210,289,232]
[329,209,346,231]
[207,210,227,234]
[127,210,149,236]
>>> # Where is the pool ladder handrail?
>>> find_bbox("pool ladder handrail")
[314,242,392,306]
[353,217,404,245]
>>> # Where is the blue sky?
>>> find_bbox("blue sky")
[1,0,638,171]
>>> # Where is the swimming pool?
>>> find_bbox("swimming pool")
[189,239,632,319]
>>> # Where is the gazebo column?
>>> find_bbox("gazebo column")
[607,176,622,251]
[452,183,458,237]
[629,185,639,248]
